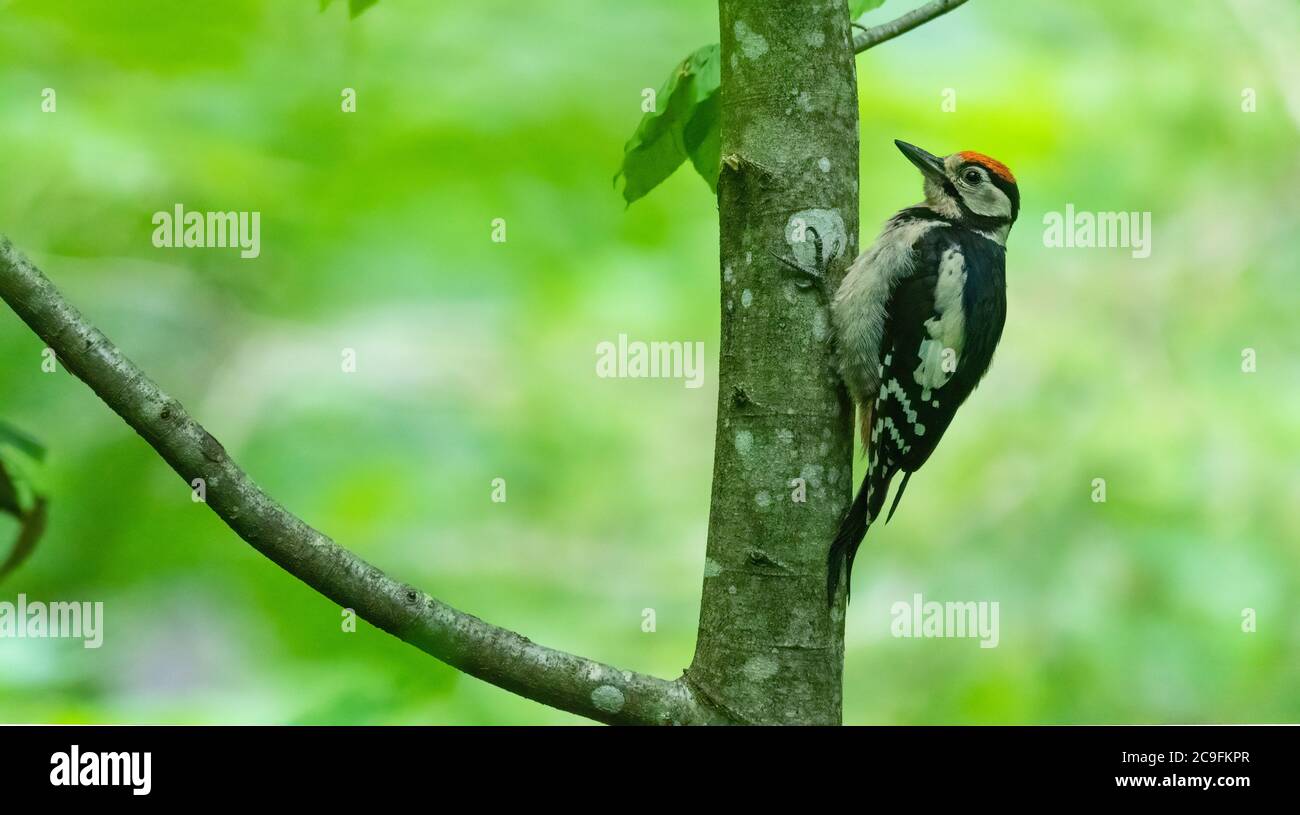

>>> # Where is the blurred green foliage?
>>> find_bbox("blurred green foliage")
[1,0,1298,724]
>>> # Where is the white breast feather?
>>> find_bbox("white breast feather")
[831,215,936,406]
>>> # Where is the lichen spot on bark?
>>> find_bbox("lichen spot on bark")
[786,209,847,271]
[733,20,769,59]
[591,684,625,714]
[734,429,753,458]
[812,308,829,342]
[800,463,824,489]
[742,654,779,681]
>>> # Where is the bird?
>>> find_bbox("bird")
[827,139,1019,604]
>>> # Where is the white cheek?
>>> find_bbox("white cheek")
[967,185,1011,218]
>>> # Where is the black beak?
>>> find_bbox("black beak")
[895,139,946,183]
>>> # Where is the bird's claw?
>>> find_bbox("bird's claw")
[769,226,833,293]
[767,249,822,288]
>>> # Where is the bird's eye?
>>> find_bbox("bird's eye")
[963,169,982,185]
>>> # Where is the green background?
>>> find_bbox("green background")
[1,0,1297,724]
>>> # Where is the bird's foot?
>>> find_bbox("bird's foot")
[769,227,834,295]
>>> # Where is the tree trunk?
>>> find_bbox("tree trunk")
[686,0,859,724]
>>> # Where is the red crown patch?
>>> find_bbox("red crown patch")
[957,151,1016,184]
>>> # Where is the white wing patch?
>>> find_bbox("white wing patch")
[912,246,966,394]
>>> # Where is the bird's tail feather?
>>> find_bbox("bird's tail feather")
[827,457,899,606]
[884,470,913,524]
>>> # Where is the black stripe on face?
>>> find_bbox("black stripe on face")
[987,174,1019,223]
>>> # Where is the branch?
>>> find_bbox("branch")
[0,235,719,726]
[853,0,969,53]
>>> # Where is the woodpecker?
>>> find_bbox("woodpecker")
[827,139,1019,604]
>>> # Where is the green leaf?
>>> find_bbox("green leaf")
[349,0,379,18]
[849,0,887,17]
[0,426,49,583]
[320,0,378,17]
[683,89,721,193]
[616,44,721,204]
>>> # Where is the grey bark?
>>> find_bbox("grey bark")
[684,0,859,725]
